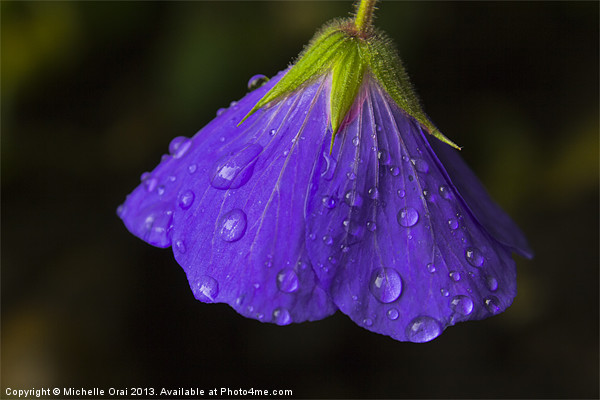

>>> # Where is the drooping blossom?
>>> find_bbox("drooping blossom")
[118,1,532,342]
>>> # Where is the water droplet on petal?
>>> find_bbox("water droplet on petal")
[272,308,292,325]
[192,275,219,302]
[397,189,406,198]
[369,268,403,303]
[276,268,299,293]
[440,288,449,297]
[218,209,247,242]
[216,107,227,116]
[247,74,269,90]
[449,271,461,282]
[366,221,377,232]
[363,318,373,327]
[346,171,357,181]
[344,190,363,207]
[451,295,474,316]
[387,308,399,320]
[322,195,336,209]
[465,247,484,267]
[322,235,333,246]
[269,129,276,136]
[321,152,337,180]
[484,296,501,314]
[406,316,442,343]
[143,176,158,192]
[352,136,360,147]
[169,136,192,159]
[378,149,391,165]
[485,275,499,291]
[368,187,379,200]
[178,190,195,210]
[188,164,197,174]
[397,207,419,227]
[439,185,452,200]
[175,239,186,253]
[448,218,459,230]
[389,166,400,176]
[210,144,262,190]
[426,263,436,273]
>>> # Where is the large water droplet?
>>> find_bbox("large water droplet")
[484,296,501,314]
[449,271,461,282]
[485,275,499,291]
[406,316,442,343]
[247,74,269,90]
[178,190,195,210]
[369,268,402,303]
[465,247,484,267]
[448,218,459,230]
[143,176,158,192]
[192,275,219,302]
[451,295,474,316]
[439,185,452,200]
[218,209,247,242]
[321,152,337,180]
[276,268,299,293]
[378,149,391,165]
[272,308,292,325]
[169,136,192,159]
[345,190,363,207]
[366,221,377,232]
[144,211,173,247]
[322,195,336,209]
[368,187,379,200]
[387,308,399,321]
[397,207,419,227]
[210,144,263,189]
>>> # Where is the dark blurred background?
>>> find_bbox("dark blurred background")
[2,1,598,398]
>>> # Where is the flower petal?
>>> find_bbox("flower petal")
[119,72,337,324]
[429,138,534,259]
[306,76,517,342]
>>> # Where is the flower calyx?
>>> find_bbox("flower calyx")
[239,19,461,152]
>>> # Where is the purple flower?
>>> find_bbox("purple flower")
[118,7,532,342]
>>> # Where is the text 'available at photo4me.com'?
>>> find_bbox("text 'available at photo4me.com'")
[4,386,294,398]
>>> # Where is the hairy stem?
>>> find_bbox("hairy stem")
[354,0,378,34]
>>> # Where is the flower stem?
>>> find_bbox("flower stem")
[354,0,377,34]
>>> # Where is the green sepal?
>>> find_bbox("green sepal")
[329,38,365,151]
[361,31,461,150]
